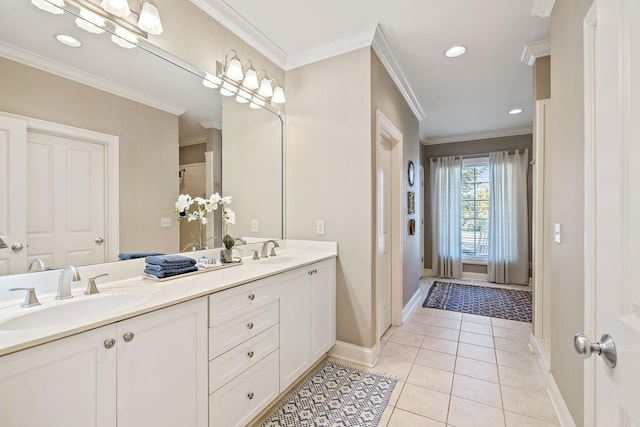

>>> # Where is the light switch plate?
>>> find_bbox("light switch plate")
[251,219,259,232]
[553,222,561,243]
[160,217,172,228]
[316,220,325,236]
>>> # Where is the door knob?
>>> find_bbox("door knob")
[123,332,135,342]
[11,243,24,251]
[574,333,617,368]
[95,237,104,244]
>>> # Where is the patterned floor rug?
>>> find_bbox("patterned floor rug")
[423,281,532,322]
[260,360,396,427]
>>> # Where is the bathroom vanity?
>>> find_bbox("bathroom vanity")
[0,241,336,427]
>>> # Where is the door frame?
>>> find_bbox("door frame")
[0,112,120,263]
[375,109,403,343]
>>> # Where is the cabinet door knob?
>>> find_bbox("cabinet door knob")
[248,293,255,301]
[247,322,254,330]
[247,392,254,400]
[123,332,135,342]
[247,350,254,358]
[104,338,116,349]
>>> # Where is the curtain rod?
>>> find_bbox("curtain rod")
[426,148,528,160]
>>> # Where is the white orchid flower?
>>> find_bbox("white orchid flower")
[175,194,192,213]
[220,196,233,205]
[223,208,236,225]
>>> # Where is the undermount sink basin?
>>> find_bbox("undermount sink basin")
[258,256,302,265]
[0,292,150,331]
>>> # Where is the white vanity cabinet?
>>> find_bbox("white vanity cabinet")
[0,297,208,427]
[208,276,281,427]
[279,258,336,391]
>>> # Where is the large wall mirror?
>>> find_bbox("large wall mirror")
[0,0,284,276]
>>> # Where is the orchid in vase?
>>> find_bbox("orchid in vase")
[174,193,233,251]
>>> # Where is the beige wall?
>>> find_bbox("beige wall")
[548,0,593,424]
[371,51,421,307]
[0,57,179,255]
[286,47,375,348]
[421,134,533,274]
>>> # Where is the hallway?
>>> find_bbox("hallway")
[363,278,557,426]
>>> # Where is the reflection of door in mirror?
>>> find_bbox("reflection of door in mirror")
[0,113,118,274]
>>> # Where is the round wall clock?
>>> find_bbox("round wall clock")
[408,160,415,186]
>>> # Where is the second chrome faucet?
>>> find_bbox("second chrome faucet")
[55,265,81,300]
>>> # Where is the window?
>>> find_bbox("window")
[461,158,489,261]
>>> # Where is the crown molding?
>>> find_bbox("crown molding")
[422,126,533,145]
[285,25,376,70]
[199,119,221,130]
[0,42,186,116]
[189,0,287,70]
[372,25,425,122]
[531,0,556,17]
[521,39,550,66]
[179,135,208,147]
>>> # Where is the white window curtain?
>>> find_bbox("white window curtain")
[487,149,529,284]
[430,156,462,278]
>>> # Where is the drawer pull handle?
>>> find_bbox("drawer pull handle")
[123,332,135,342]
[247,322,254,330]
[247,351,254,358]
[248,293,255,301]
[247,392,254,400]
[104,338,116,349]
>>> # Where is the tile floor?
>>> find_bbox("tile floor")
[341,278,559,427]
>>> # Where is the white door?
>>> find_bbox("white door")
[0,116,27,274]
[582,0,640,424]
[26,129,106,269]
[376,134,393,337]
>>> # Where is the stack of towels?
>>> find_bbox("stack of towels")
[144,255,198,279]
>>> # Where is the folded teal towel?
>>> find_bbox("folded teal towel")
[144,265,198,278]
[145,255,197,267]
[119,252,164,260]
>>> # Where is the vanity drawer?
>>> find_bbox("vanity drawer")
[209,276,278,326]
[209,301,279,358]
[209,325,279,393]
[209,349,279,427]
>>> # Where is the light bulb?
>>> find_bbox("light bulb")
[31,0,65,15]
[202,73,221,89]
[111,27,138,49]
[258,78,273,98]
[137,1,163,35]
[225,58,243,81]
[242,69,259,90]
[220,82,237,97]
[249,97,265,109]
[236,89,251,104]
[100,0,131,17]
[75,8,105,34]
[271,86,286,104]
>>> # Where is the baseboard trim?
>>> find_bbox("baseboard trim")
[402,288,424,323]
[329,340,378,367]
[529,333,576,427]
[461,271,488,281]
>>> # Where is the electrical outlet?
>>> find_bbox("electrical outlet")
[251,219,259,232]
[316,220,325,236]
[160,217,172,228]
[553,223,561,243]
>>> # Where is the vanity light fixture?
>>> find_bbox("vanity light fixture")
[224,50,244,81]
[100,0,131,18]
[75,8,106,34]
[215,50,286,111]
[32,0,65,15]
[508,108,524,115]
[111,26,138,49]
[445,45,467,58]
[55,34,82,47]
[137,0,163,35]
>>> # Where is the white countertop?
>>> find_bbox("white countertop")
[0,240,337,357]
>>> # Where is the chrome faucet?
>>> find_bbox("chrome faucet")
[260,240,279,258]
[55,265,81,300]
[28,258,47,272]
[234,237,247,246]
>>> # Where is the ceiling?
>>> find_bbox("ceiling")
[195,0,551,144]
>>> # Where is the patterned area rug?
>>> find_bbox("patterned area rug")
[423,281,532,322]
[261,360,396,427]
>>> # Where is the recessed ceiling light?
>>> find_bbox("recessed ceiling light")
[508,108,524,115]
[445,45,467,58]
[55,34,82,48]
